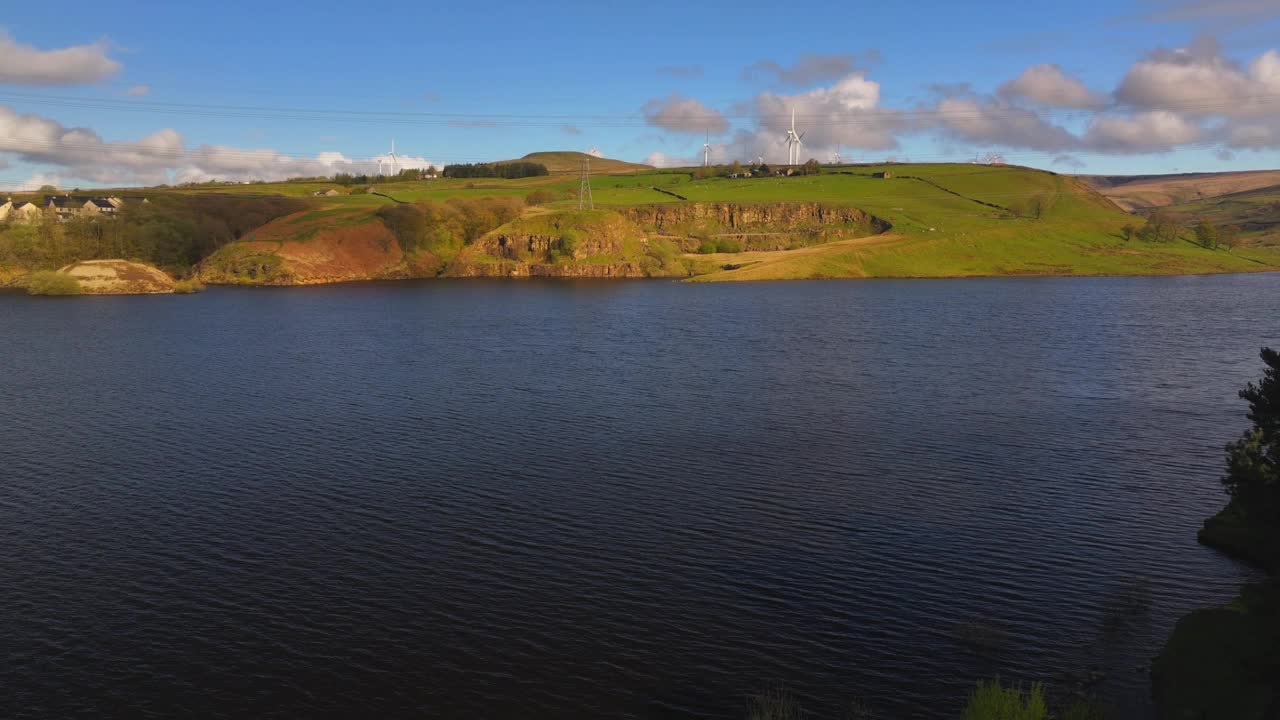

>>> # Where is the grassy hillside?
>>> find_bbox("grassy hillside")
[1160,184,1280,247]
[35,162,1280,285]
[508,151,653,174]
[1082,170,1280,211]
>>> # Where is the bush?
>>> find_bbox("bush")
[697,238,744,254]
[746,683,802,720]
[1222,348,1280,525]
[960,679,1047,720]
[24,271,82,296]
[173,278,205,294]
[525,189,557,206]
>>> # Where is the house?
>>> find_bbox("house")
[0,199,11,221]
[5,201,43,223]
[312,188,340,197]
[42,194,129,221]
[80,198,119,217]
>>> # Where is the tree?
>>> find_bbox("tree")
[1194,218,1219,249]
[1220,224,1243,250]
[1141,210,1179,243]
[1121,223,1137,242]
[802,158,822,175]
[37,184,58,194]
[1222,348,1280,526]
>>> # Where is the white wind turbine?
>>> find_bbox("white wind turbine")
[832,144,842,165]
[388,139,398,176]
[703,130,712,167]
[783,108,804,165]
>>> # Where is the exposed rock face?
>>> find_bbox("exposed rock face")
[198,218,403,285]
[58,260,176,294]
[620,202,890,233]
[448,261,651,278]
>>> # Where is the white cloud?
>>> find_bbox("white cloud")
[643,151,696,168]
[933,97,1077,151]
[642,94,729,134]
[751,72,903,150]
[1082,110,1204,153]
[0,30,121,85]
[125,85,150,97]
[998,64,1108,109]
[1115,40,1280,117]
[0,104,444,186]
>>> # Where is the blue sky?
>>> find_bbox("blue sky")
[2,0,1279,189]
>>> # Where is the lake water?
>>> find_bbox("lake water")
[2,275,1276,719]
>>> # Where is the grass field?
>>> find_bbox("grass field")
[81,160,1280,282]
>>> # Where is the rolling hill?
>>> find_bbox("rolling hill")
[1081,170,1280,211]
[507,151,654,174]
[9,162,1280,287]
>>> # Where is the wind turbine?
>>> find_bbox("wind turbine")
[832,144,842,165]
[388,139,398,176]
[783,108,804,165]
[375,157,384,177]
[703,130,712,167]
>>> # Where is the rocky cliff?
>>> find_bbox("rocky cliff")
[618,202,890,250]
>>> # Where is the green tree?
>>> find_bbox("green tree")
[1223,348,1280,525]
[1194,218,1219,249]
[802,158,822,175]
[1121,223,1136,242]
[1220,224,1243,250]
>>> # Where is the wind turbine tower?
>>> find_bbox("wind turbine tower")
[388,140,398,176]
[783,108,805,165]
[703,130,712,168]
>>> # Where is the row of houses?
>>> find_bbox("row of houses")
[0,195,143,224]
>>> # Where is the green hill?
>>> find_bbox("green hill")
[10,162,1280,287]
[511,151,653,174]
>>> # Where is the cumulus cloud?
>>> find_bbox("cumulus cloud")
[750,73,903,152]
[998,64,1108,108]
[1082,110,1204,152]
[125,85,150,96]
[0,30,121,85]
[1220,122,1280,148]
[642,93,729,134]
[642,151,696,168]
[1115,39,1280,117]
[744,53,861,86]
[933,97,1077,151]
[0,105,442,185]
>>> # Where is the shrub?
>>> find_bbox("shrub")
[173,278,205,294]
[525,189,557,206]
[1222,348,1280,525]
[696,238,744,254]
[24,271,82,296]
[960,678,1047,720]
[746,683,803,720]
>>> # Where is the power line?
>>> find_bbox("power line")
[3,90,1280,129]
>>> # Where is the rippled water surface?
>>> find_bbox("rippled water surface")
[2,275,1277,719]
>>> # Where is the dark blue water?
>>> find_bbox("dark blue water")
[2,275,1275,719]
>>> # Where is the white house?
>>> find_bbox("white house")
[6,202,43,223]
